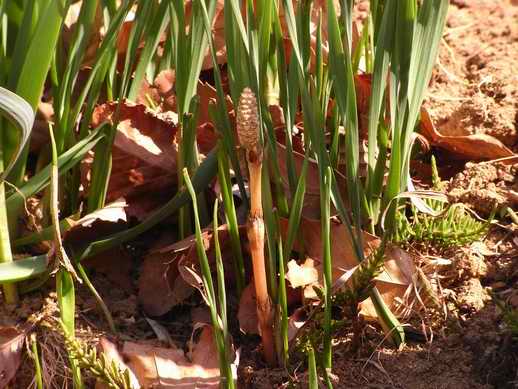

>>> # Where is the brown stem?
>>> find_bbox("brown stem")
[248,216,276,365]
[247,150,276,365]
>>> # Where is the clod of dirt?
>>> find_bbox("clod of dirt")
[456,278,490,312]
[447,161,518,215]
[444,247,489,283]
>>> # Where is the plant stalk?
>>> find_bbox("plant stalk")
[238,87,276,365]
[247,152,276,366]
[0,156,18,303]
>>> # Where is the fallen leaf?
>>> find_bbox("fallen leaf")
[420,108,514,160]
[138,243,195,317]
[121,325,229,388]
[237,283,258,335]
[279,217,416,318]
[286,258,319,288]
[96,337,141,389]
[139,225,241,316]
[85,101,179,220]
[64,200,132,292]
[0,327,25,389]
[64,200,128,247]
[92,101,178,170]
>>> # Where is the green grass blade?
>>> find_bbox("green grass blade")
[283,154,308,259]
[213,200,235,389]
[128,0,170,101]
[366,1,397,198]
[0,255,47,282]
[321,167,332,370]
[276,233,288,366]
[184,167,232,389]
[13,217,75,248]
[6,127,103,222]
[326,0,362,233]
[4,0,68,185]
[118,0,154,100]
[217,145,245,296]
[307,345,319,389]
[29,334,44,389]
[57,269,82,388]
[0,86,34,182]
[54,0,98,152]
[199,0,248,206]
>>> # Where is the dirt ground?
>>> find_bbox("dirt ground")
[3,1,518,388]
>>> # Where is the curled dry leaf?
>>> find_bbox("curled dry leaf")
[177,225,238,300]
[64,199,128,246]
[420,107,514,160]
[138,243,195,317]
[91,101,178,170]
[64,200,133,292]
[85,101,179,220]
[0,327,26,389]
[139,225,240,317]
[137,69,176,111]
[135,76,226,155]
[116,325,229,388]
[285,258,319,289]
[95,337,140,389]
[279,217,416,318]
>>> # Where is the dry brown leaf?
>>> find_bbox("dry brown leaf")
[139,225,241,316]
[85,101,179,219]
[285,258,319,289]
[0,327,25,389]
[138,247,194,317]
[63,201,133,291]
[64,200,128,246]
[237,283,259,335]
[121,325,225,388]
[420,107,514,160]
[279,217,416,318]
[92,101,178,170]
[137,69,176,111]
[96,338,140,389]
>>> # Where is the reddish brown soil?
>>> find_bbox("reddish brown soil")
[426,0,518,150]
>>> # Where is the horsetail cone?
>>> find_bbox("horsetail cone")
[237,87,261,156]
